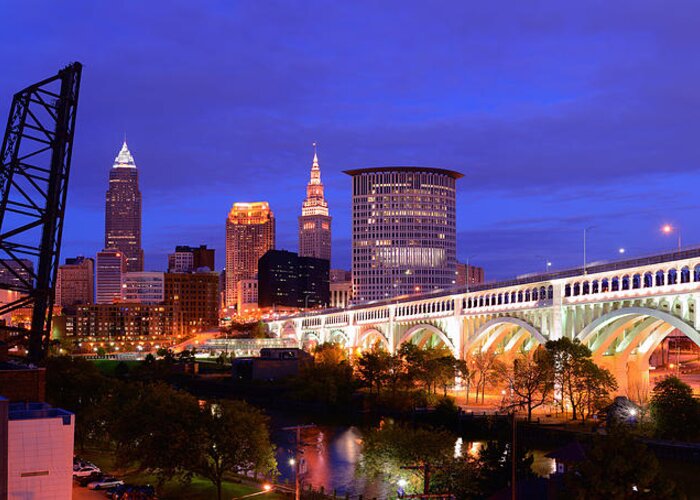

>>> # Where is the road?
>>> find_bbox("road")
[73,482,107,499]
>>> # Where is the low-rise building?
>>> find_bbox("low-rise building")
[64,303,179,337]
[1,397,74,500]
[232,347,312,381]
[236,279,258,316]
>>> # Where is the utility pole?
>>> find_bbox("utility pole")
[512,411,517,500]
[282,424,316,500]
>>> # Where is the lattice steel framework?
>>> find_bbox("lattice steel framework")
[0,62,82,361]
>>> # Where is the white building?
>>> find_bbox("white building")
[96,249,126,304]
[121,272,165,304]
[1,398,74,500]
[330,280,353,308]
[167,250,194,273]
[344,167,462,303]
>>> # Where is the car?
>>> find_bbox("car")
[88,476,124,490]
[78,473,105,487]
[73,465,101,477]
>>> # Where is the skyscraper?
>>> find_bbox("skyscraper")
[95,249,126,304]
[298,144,331,262]
[225,202,275,308]
[105,141,143,272]
[345,167,462,303]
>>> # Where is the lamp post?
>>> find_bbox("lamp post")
[662,224,681,252]
[535,255,552,273]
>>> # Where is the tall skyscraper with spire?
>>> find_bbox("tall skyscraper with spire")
[298,143,331,262]
[105,141,144,272]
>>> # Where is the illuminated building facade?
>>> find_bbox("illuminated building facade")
[345,167,462,303]
[64,303,179,337]
[298,145,331,262]
[456,262,485,287]
[56,257,94,307]
[121,272,165,304]
[168,245,215,273]
[105,142,143,272]
[236,279,258,316]
[95,249,126,304]
[164,272,220,331]
[225,202,275,308]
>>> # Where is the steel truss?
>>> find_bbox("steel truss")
[0,62,82,361]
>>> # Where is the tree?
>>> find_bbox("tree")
[110,382,201,488]
[454,359,474,404]
[313,342,347,366]
[564,430,682,499]
[356,344,393,395]
[499,350,554,421]
[251,321,269,339]
[44,356,113,450]
[195,400,277,500]
[470,351,504,404]
[650,376,700,440]
[545,338,616,420]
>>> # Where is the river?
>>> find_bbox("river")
[270,422,556,499]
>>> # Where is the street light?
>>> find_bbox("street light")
[583,226,596,275]
[662,224,682,252]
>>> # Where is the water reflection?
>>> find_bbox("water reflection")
[274,426,551,497]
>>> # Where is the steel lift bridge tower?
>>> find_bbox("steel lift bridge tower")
[0,63,82,362]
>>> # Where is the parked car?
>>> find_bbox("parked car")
[88,476,124,490]
[78,473,105,487]
[106,484,157,499]
[73,465,101,477]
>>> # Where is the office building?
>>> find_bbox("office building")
[0,259,34,290]
[236,279,258,316]
[298,145,331,262]
[64,303,179,337]
[121,272,165,304]
[1,397,74,500]
[225,202,275,308]
[95,249,126,304]
[164,272,219,331]
[330,269,351,283]
[258,250,329,309]
[456,262,485,287]
[105,141,144,272]
[56,257,93,307]
[168,245,215,273]
[345,167,462,303]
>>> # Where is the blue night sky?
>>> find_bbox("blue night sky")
[2,1,700,281]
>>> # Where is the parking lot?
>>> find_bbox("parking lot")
[73,483,108,499]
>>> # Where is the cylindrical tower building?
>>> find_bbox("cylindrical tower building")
[344,167,462,303]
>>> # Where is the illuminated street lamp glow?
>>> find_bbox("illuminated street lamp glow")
[288,458,296,466]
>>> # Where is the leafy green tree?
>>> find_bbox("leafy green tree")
[356,344,393,395]
[545,337,616,420]
[650,376,700,440]
[195,400,277,500]
[564,430,683,499]
[44,356,113,450]
[110,382,201,488]
[499,350,554,421]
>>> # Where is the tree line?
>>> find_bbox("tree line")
[44,357,277,500]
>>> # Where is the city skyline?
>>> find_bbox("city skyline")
[2,3,700,281]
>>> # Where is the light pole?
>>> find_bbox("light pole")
[662,224,681,252]
[535,255,552,273]
[465,254,477,292]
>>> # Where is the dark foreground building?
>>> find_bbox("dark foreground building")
[257,250,329,309]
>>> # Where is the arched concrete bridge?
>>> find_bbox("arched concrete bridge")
[267,248,700,397]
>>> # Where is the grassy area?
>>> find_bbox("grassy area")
[77,445,286,499]
[91,359,143,376]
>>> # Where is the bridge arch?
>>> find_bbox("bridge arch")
[329,330,350,347]
[576,307,700,351]
[301,332,320,350]
[356,328,391,352]
[398,324,455,354]
[468,317,547,357]
[281,321,298,339]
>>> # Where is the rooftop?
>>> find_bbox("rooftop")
[343,166,463,179]
[3,400,73,423]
